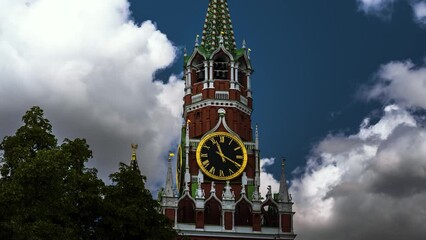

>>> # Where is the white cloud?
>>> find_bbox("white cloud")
[357,0,396,15]
[413,2,426,25]
[0,0,184,188]
[259,158,280,199]
[366,60,426,109]
[290,105,426,239]
[291,57,426,239]
[357,0,426,25]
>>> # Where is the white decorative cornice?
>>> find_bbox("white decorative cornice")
[184,99,252,117]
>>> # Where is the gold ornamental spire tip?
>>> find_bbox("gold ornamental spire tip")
[131,144,138,160]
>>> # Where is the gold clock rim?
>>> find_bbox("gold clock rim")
[196,131,248,181]
[176,144,183,190]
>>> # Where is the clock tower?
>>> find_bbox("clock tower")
[160,1,296,239]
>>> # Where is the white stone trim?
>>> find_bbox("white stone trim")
[184,99,252,116]
[215,91,229,100]
[191,93,202,103]
[240,95,248,106]
[175,226,297,239]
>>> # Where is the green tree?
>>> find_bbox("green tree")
[0,106,104,240]
[0,106,176,239]
[98,162,177,240]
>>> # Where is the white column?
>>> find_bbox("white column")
[230,62,235,82]
[204,61,208,81]
[234,63,240,91]
[186,68,192,95]
[209,60,214,88]
[209,60,213,81]
[235,63,239,83]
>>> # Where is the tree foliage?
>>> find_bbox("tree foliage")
[0,106,103,239]
[0,106,177,240]
[97,162,177,240]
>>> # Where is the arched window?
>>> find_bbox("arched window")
[213,53,230,80]
[192,55,205,82]
[234,199,252,226]
[177,196,195,223]
[237,58,248,87]
[261,201,279,227]
[204,198,221,225]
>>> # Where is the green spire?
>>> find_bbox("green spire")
[201,0,236,53]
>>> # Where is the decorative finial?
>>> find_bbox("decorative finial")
[163,151,175,198]
[218,108,226,118]
[195,34,199,47]
[248,48,252,59]
[130,144,140,171]
[168,151,175,161]
[278,157,290,202]
[255,124,259,149]
[184,47,187,57]
[210,181,216,193]
[242,39,246,49]
[267,185,272,198]
[241,184,246,195]
[196,174,205,199]
[242,172,248,186]
[222,180,234,200]
[131,143,138,153]
[219,32,224,45]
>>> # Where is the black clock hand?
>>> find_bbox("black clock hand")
[215,151,241,167]
[215,142,226,162]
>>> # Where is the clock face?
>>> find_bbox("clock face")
[196,132,247,180]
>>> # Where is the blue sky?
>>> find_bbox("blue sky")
[130,1,426,238]
[129,0,426,177]
[1,0,426,239]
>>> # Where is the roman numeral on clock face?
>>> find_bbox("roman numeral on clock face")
[202,160,210,167]
[209,166,216,174]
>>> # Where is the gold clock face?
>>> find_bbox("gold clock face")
[196,132,247,180]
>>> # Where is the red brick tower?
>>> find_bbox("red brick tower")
[160,1,296,239]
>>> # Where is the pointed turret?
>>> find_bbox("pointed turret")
[164,152,175,197]
[130,144,140,172]
[201,0,236,52]
[278,158,290,202]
